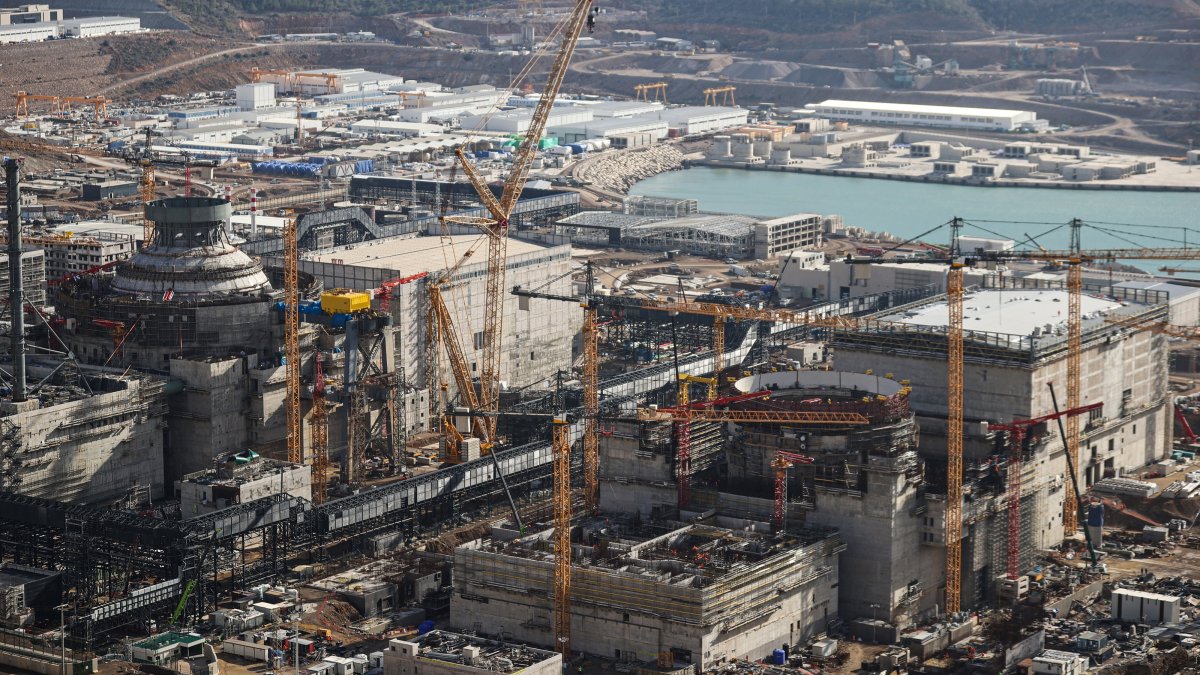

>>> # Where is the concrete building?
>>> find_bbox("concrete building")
[384,631,561,675]
[236,83,276,111]
[779,258,996,302]
[0,367,168,503]
[178,451,311,518]
[807,100,1046,132]
[452,517,841,670]
[1113,280,1200,327]
[60,16,140,38]
[0,4,60,24]
[81,180,138,201]
[753,213,823,258]
[832,283,1171,610]
[0,249,46,307]
[395,88,508,124]
[25,227,137,280]
[1111,588,1181,625]
[302,233,578,395]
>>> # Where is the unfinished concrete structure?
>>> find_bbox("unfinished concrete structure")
[452,516,842,670]
[831,282,1171,611]
[55,196,280,369]
[0,363,168,503]
[177,451,310,517]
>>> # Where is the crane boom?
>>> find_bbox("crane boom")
[452,0,594,448]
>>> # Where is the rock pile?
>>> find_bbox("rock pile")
[574,145,685,193]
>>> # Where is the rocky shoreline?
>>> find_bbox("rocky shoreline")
[572,145,686,194]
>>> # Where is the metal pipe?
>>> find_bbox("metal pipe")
[5,158,25,402]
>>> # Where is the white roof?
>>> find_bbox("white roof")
[889,289,1122,337]
[304,234,549,274]
[1113,588,1180,602]
[811,99,1031,118]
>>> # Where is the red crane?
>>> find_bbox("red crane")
[991,401,1102,580]
[1176,404,1198,445]
[374,272,428,312]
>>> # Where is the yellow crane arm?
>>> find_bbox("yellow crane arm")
[500,0,594,218]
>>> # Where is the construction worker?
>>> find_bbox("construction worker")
[587,7,598,33]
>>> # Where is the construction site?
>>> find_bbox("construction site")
[2,2,1200,675]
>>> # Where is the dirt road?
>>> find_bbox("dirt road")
[98,44,259,95]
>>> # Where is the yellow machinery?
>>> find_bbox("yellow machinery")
[703,86,736,106]
[444,0,595,463]
[634,82,668,103]
[320,290,371,314]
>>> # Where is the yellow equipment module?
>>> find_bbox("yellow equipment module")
[321,290,371,314]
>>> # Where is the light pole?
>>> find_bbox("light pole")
[293,615,300,674]
[55,603,69,675]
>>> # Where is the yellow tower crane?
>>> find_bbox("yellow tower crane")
[284,217,303,466]
[551,416,572,657]
[444,0,595,451]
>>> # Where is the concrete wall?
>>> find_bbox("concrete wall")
[383,638,561,675]
[805,467,942,628]
[451,534,840,670]
[168,355,253,485]
[4,375,166,503]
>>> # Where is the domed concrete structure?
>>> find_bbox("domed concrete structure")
[110,196,272,298]
[55,197,316,368]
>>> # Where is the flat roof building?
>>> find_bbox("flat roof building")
[807,99,1044,132]
[384,631,561,675]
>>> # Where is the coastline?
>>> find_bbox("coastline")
[687,159,1200,193]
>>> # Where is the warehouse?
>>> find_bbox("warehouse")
[806,100,1046,132]
[60,16,140,38]
[0,21,52,42]
[459,108,593,134]
[549,116,669,144]
[651,105,749,137]
[350,119,444,138]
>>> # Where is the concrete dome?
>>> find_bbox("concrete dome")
[111,196,273,298]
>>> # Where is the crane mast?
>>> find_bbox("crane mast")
[284,218,303,466]
[945,219,965,615]
[453,0,594,444]
[551,416,572,658]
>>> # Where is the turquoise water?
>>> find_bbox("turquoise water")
[630,168,1200,253]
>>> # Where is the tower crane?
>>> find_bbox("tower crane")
[990,402,1102,581]
[284,217,303,467]
[310,353,330,504]
[511,262,601,510]
[446,0,594,449]
[551,415,572,657]
[771,451,814,530]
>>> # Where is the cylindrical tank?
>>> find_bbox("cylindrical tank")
[753,140,773,157]
[712,135,732,157]
[771,649,786,665]
[770,148,792,165]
